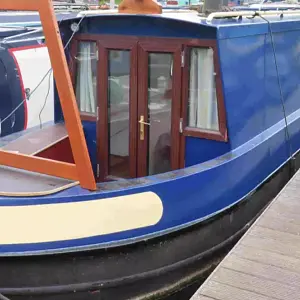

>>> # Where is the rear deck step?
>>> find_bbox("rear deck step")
[1,123,67,156]
[0,165,78,197]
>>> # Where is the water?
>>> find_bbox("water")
[166,282,201,300]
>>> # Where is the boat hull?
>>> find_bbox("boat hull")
[0,157,295,300]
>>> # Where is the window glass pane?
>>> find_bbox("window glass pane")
[75,42,97,115]
[108,50,130,178]
[187,48,219,131]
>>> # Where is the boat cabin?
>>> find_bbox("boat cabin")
[55,9,228,182]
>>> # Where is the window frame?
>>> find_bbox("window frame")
[181,40,227,142]
[70,35,100,122]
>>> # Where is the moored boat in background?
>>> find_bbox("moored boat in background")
[0,27,53,138]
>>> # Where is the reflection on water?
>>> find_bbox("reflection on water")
[165,281,201,300]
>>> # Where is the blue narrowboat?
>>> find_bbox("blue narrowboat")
[1,1,300,299]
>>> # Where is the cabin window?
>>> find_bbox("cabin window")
[187,48,219,131]
[75,41,98,116]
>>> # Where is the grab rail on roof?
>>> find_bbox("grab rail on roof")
[206,9,300,22]
[2,27,43,43]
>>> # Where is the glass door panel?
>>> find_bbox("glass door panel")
[147,53,173,175]
[108,50,131,178]
[97,38,138,181]
[137,44,182,177]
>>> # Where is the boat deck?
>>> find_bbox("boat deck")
[0,124,76,197]
[0,166,77,197]
[191,168,300,300]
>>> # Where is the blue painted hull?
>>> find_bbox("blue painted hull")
[0,155,294,299]
[0,105,297,299]
[0,108,298,255]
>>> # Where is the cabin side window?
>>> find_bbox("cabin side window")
[75,41,98,117]
[187,47,219,132]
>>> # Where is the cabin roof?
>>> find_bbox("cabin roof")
[62,9,300,39]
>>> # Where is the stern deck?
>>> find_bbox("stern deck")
[0,166,77,197]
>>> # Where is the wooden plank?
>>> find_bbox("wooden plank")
[213,267,299,300]
[232,245,300,274]
[200,281,274,300]
[240,235,300,259]
[258,216,300,236]
[260,209,300,226]
[249,226,300,245]
[222,254,300,287]
[2,124,67,155]
[268,203,300,220]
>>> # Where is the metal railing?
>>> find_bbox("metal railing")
[206,8,300,21]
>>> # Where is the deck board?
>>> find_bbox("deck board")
[0,123,67,155]
[191,169,300,300]
[0,165,76,196]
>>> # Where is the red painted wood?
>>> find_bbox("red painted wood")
[35,137,75,164]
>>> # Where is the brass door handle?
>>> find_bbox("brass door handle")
[139,116,151,126]
[139,115,150,140]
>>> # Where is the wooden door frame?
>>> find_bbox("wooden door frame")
[70,35,184,180]
[137,41,182,177]
[97,36,138,181]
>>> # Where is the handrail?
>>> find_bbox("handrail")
[207,9,300,22]
[52,3,90,11]
[2,27,43,43]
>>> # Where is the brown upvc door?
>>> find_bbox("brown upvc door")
[137,41,182,177]
[97,36,182,181]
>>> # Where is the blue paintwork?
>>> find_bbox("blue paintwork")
[184,137,230,166]
[82,121,97,176]
[1,13,300,255]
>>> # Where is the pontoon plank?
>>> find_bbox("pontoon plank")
[191,169,300,300]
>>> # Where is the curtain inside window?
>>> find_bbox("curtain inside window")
[188,48,219,131]
[76,42,97,115]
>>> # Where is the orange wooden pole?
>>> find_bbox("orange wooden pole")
[0,151,78,181]
[0,0,37,11]
[0,0,97,190]
[38,1,96,190]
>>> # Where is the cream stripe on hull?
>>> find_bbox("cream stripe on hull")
[0,192,163,245]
